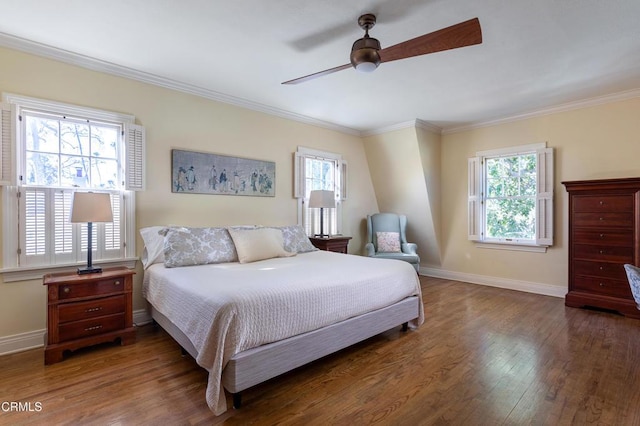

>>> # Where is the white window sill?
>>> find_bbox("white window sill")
[474,242,548,253]
[0,258,139,283]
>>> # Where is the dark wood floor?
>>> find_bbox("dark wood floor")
[2,277,640,425]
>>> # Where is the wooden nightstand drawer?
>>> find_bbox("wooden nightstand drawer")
[59,295,125,323]
[59,277,125,300]
[59,313,126,342]
[44,267,136,364]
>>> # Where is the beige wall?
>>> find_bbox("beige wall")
[440,97,640,289]
[363,126,441,266]
[0,46,378,339]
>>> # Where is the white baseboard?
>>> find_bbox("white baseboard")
[0,329,45,356]
[0,308,153,357]
[419,266,566,298]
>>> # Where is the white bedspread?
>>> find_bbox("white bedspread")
[143,250,423,415]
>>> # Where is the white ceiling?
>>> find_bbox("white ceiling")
[1,0,639,134]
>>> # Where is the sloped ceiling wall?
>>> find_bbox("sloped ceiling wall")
[363,124,442,268]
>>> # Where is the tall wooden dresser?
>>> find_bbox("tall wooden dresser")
[563,177,640,318]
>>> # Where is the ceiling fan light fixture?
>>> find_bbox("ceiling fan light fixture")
[350,36,381,72]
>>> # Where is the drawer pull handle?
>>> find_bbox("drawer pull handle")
[85,307,103,313]
[599,217,604,221]
[600,234,604,238]
[63,287,70,294]
[599,283,605,287]
[84,325,103,332]
[599,201,604,206]
[599,250,604,254]
[114,281,121,286]
[599,266,603,270]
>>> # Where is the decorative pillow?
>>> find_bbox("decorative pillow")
[163,227,238,268]
[273,225,318,253]
[140,226,167,269]
[376,231,401,253]
[228,227,296,263]
[624,264,640,307]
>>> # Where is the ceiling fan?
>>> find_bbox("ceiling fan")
[282,14,482,85]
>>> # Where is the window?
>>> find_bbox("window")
[294,147,347,236]
[1,94,144,280]
[468,143,553,249]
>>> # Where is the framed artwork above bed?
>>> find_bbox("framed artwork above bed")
[171,149,275,196]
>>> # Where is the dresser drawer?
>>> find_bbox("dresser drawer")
[59,277,125,300]
[572,195,633,212]
[573,275,633,299]
[58,295,125,323]
[572,229,633,247]
[58,313,125,342]
[573,244,633,263]
[572,260,628,280]
[572,212,634,228]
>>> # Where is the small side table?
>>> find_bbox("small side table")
[43,267,136,365]
[309,236,352,254]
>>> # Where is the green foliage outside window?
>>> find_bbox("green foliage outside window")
[485,154,536,240]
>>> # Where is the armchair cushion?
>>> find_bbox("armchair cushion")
[376,231,401,253]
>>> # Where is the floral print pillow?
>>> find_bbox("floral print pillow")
[624,264,640,308]
[163,227,238,268]
[376,231,401,253]
[274,225,318,253]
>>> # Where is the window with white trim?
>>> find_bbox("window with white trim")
[468,143,553,248]
[1,94,145,277]
[294,147,347,236]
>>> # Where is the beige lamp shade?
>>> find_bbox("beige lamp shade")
[70,192,113,223]
[308,190,336,208]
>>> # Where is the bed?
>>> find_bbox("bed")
[141,225,424,415]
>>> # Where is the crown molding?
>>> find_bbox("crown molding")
[361,119,442,137]
[443,88,640,134]
[0,32,361,136]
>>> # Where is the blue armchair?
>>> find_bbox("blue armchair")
[365,213,420,272]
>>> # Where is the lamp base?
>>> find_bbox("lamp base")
[77,266,102,275]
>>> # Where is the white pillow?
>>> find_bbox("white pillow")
[140,226,167,269]
[376,231,401,253]
[228,228,295,263]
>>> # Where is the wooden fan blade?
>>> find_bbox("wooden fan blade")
[379,17,482,63]
[282,63,351,85]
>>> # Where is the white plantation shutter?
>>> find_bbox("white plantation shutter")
[125,123,145,191]
[339,159,348,200]
[53,190,74,263]
[293,152,305,198]
[0,102,16,185]
[467,156,482,241]
[23,188,47,259]
[536,147,554,246]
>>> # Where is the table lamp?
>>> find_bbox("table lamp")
[70,192,113,275]
[308,190,335,238]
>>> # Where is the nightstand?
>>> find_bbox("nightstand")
[43,267,136,365]
[309,236,352,253]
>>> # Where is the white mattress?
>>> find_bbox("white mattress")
[143,250,423,415]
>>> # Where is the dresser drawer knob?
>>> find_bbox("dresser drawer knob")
[599,282,605,287]
[85,307,102,313]
[599,201,604,206]
[84,325,103,332]
[114,280,121,286]
[599,250,604,254]
[599,217,603,221]
[599,266,603,270]
[63,286,70,294]
[599,234,604,238]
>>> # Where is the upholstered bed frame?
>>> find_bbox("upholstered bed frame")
[151,295,420,408]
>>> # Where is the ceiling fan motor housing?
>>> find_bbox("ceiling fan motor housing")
[350,36,381,72]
